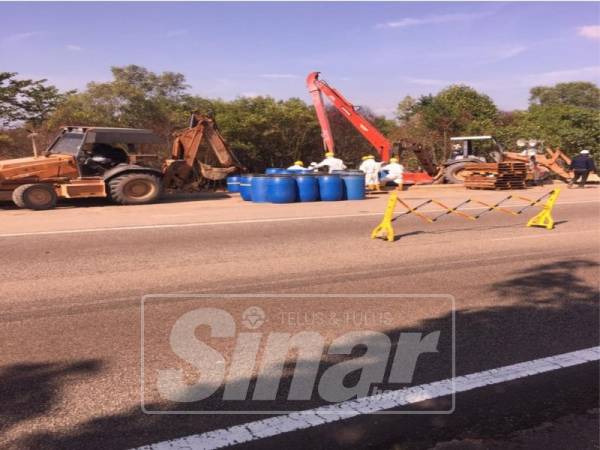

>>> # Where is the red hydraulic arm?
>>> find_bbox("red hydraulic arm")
[306,72,391,161]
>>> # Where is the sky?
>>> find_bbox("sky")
[1,1,599,116]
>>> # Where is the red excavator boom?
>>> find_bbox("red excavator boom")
[306,72,391,162]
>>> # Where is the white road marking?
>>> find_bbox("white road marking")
[0,199,597,238]
[135,346,600,450]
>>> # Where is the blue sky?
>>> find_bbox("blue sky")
[1,2,599,116]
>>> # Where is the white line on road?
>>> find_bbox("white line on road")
[1,199,597,238]
[135,346,600,450]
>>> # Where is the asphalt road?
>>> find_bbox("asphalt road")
[1,186,598,450]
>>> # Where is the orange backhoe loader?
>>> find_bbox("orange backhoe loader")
[0,113,242,210]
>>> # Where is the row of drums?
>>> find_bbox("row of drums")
[226,170,366,203]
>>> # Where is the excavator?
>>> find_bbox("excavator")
[0,113,242,210]
[306,72,434,184]
[306,72,573,185]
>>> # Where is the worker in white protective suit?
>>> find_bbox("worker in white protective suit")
[380,157,404,190]
[359,155,380,190]
[314,152,346,173]
[287,160,305,171]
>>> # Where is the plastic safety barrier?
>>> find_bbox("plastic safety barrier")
[371,189,561,242]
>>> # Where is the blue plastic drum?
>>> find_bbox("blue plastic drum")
[294,174,320,202]
[267,175,297,203]
[317,175,343,201]
[341,173,366,200]
[239,175,254,201]
[226,176,241,193]
[265,168,287,175]
[251,175,270,203]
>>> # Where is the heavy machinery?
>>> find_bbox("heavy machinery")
[0,113,242,210]
[306,73,574,186]
[306,72,434,184]
[443,136,572,183]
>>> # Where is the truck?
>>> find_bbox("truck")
[0,114,242,210]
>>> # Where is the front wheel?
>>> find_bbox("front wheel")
[12,183,58,210]
[108,173,162,205]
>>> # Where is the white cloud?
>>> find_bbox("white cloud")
[377,12,491,29]
[259,73,298,79]
[66,44,82,52]
[3,31,44,43]
[518,66,600,86]
[578,25,600,40]
[166,29,188,38]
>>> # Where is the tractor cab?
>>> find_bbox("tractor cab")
[441,136,504,184]
[46,127,163,176]
[448,136,504,164]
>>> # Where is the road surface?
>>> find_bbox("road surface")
[1,184,598,449]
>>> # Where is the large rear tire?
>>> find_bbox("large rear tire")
[12,183,58,210]
[108,173,162,205]
[445,162,473,184]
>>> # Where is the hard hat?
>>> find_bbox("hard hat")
[361,156,369,161]
[390,157,399,163]
[325,152,334,157]
[581,149,590,154]
[294,160,304,166]
[366,155,375,159]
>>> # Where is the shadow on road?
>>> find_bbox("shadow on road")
[0,360,102,434]
[10,259,600,450]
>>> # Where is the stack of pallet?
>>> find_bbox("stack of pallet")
[464,162,527,190]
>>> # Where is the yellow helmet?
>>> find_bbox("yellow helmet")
[294,160,304,166]
[325,152,334,157]
[366,155,375,159]
[361,155,369,161]
[390,157,399,163]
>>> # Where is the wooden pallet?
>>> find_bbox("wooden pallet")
[464,162,527,190]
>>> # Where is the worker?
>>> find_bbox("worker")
[568,149,596,188]
[287,161,305,171]
[314,152,346,173]
[359,155,380,190]
[380,157,405,190]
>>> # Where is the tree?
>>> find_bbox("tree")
[404,85,499,160]
[529,82,600,109]
[0,72,69,127]
[396,95,417,123]
[495,105,600,157]
[213,96,322,171]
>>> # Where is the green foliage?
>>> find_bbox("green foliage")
[213,96,322,171]
[529,82,600,109]
[496,105,600,157]
[416,85,498,137]
[3,65,599,171]
[0,72,71,127]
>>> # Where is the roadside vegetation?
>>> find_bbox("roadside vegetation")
[1,66,598,171]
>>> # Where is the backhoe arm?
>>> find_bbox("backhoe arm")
[306,72,391,161]
[164,113,242,190]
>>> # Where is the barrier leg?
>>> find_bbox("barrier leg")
[527,189,560,230]
[371,191,398,241]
